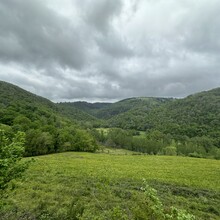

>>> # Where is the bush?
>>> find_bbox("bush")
[163,146,177,156]
[188,152,203,158]
[72,130,98,152]
[141,179,196,220]
[0,130,30,196]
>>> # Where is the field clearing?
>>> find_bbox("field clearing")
[3,152,220,219]
[27,152,220,190]
[96,128,146,138]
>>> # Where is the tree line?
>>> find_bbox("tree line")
[91,128,220,159]
[0,106,98,156]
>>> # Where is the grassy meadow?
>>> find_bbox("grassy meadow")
[2,151,220,219]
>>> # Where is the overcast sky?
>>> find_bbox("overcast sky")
[0,0,220,102]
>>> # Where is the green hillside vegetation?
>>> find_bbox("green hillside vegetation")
[150,88,220,138]
[1,81,220,219]
[61,88,220,160]
[104,100,169,130]
[68,97,172,120]
[99,89,220,137]
[0,81,98,156]
[60,101,111,116]
[57,102,102,128]
[1,152,219,219]
[1,81,219,159]
[95,97,169,119]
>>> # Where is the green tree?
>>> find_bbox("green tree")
[163,140,177,156]
[0,130,29,194]
[72,130,98,152]
[25,130,54,156]
[13,115,32,131]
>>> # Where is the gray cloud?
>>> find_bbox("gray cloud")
[179,0,220,54]
[0,0,87,69]
[95,32,133,58]
[0,0,219,102]
[81,0,123,33]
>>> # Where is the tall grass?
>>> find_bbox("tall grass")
[2,152,220,219]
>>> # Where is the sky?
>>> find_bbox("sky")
[0,0,220,102]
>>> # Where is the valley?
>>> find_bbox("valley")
[0,81,220,219]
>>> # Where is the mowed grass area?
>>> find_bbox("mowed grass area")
[2,152,220,219]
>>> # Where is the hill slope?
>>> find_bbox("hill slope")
[105,97,173,129]
[57,102,102,127]
[63,101,111,116]
[66,88,220,135]
[60,87,220,148]
[0,81,98,155]
[0,81,58,125]
[149,88,220,137]
[66,97,173,119]
[105,88,220,149]
[1,81,219,154]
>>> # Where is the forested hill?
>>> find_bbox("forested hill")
[57,102,105,127]
[0,81,56,113]
[1,80,219,156]
[103,97,173,129]
[62,101,111,115]
[0,81,98,156]
[56,87,220,160]
[60,87,220,142]
[102,88,220,132]
[61,97,173,120]
[149,87,220,138]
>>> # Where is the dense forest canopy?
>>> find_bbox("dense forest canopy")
[0,81,219,159]
[59,86,220,159]
[0,81,98,156]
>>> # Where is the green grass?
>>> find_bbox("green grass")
[98,147,141,155]
[2,152,220,219]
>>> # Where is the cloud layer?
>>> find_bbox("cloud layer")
[0,0,220,102]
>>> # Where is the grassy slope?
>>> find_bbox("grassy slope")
[3,152,220,219]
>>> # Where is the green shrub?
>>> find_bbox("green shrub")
[163,146,177,156]
[141,179,196,220]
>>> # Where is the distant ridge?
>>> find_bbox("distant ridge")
[58,86,220,140]
[1,80,219,140]
[62,97,173,120]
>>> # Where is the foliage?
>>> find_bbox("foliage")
[71,129,98,152]
[0,130,29,194]
[94,128,218,159]
[141,179,195,220]
[0,81,98,155]
[103,88,220,140]
[1,81,219,158]
[61,87,220,154]
[1,152,219,219]
[57,102,101,127]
